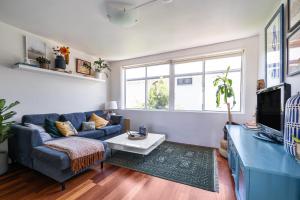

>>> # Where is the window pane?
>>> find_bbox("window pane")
[147,64,169,77]
[147,78,169,110]
[205,56,241,72]
[126,80,145,109]
[175,75,202,111]
[175,61,203,75]
[126,67,146,80]
[204,72,241,111]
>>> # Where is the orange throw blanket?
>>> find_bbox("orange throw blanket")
[45,137,104,173]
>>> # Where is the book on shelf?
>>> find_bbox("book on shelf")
[242,120,260,130]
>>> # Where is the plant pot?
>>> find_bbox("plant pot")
[0,151,8,175]
[40,63,49,69]
[55,55,66,69]
[95,72,105,79]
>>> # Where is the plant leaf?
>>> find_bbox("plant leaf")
[1,101,20,113]
[2,111,17,121]
[212,65,237,108]
[216,87,222,107]
[0,99,5,110]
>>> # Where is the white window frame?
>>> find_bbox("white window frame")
[173,58,204,111]
[124,62,171,110]
[122,50,244,113]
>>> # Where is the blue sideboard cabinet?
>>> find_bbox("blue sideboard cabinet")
[227,125,300,200]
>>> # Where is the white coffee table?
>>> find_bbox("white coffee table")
[105,133,166,155]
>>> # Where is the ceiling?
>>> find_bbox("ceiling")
[0,0,280,61]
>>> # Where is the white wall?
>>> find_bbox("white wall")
[258,0,300,95]
[0,21,107,150]
[109,36,259,148]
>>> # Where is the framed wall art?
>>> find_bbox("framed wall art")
[76,59,91,75]
[288,0,300,32]
[287,26,300,76]
[25,35,47,65]
[265,4,284,87]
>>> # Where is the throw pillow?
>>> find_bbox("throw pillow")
[66,121,78,135]
[82,121,96,131]
[44,119,62,138]
[55,121,78,137]
[89,113,109,129]
[24,123,52,142]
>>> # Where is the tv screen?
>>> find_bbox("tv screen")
[257,89,281,131]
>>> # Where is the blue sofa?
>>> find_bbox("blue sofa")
[8,110,123,190]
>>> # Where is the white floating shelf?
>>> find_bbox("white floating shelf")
[12,64,105,83]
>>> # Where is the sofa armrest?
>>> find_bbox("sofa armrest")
[32,146,70,170]
[110,115,124,126]
[8,124,43,167]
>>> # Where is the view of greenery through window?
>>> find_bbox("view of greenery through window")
[148,79,169,109]
[124,52,242,111]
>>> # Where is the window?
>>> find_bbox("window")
[124,64,169,110]
[124,51,243,112]
[204,56,242,111]
[174,61,203,111]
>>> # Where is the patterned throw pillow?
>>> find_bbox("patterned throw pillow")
[82,121,96,131]
[55,121,78,137]
[24,123,52,142]
[89,113,109,129]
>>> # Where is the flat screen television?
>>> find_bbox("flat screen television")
[256,83,291,143]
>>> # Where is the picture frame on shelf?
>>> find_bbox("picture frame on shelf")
[25,35,47,66]
[76,59,91,75]
[288,0,300,32]
[287,26,300,76]
[265,4,284,87]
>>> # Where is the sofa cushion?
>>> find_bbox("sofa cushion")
[99,124,122,136]
[82,121,96,131]
[44,119,62,138]
[110,115,123,125]
[24,123,52,142]
[32,145,70,170]
[22,113,60,126]
[56,121,78,136]
[85,110,106,120]
[89,113,109,129]
[77,130,105,139]
[60,113,86,130]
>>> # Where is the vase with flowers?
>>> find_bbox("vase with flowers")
[53,46,70,69]
[93,58,111,79]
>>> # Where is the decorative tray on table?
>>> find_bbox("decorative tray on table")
[127,131,148,140]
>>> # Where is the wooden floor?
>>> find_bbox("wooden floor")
[0,152,236,200]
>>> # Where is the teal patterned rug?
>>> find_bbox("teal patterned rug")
[105,141,219,192]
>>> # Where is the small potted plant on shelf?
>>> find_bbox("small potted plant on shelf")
[93,58,111,79]
[36,57,51,69]
[0,99,20,175]
[53,46,70,69]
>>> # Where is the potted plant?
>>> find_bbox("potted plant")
[93,58,111,79]
[0,99,20,175]
[213,66,237,140]
[36,57,51,69]
[214,66,236,123]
